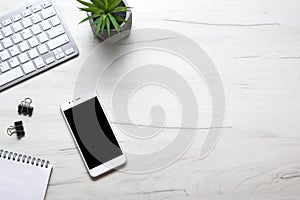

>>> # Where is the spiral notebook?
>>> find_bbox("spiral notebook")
[0,149,53,200]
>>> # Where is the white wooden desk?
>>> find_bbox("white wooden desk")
[1,0,300,199]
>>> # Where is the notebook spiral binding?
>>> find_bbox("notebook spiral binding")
[0,149,50,168]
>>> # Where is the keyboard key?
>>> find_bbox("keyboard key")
[41,7,56,19]
[21,29,32,40]
[8,46,20,57]
[0,43,3,51]
[55,52,64,60]
[12,33,23,44]
[45,56,55,64]
[41,20,51,31]
[2,38,13,48]
[37,32,48,43]
[22,18,32,28]
[32,5,42,13]
[18,53,29,64]
[38,44,48,55]
[0,31,3,39]
[22,61,36,74]
[12,14,22,22]
[47,34,69,50]
[2,18,12,26]
[0,62,10,73]
[31,13,42,24]
[47,25,65,39]
[53,47,62,55]
[2,26,13,37]
[28,37,39,47]
[28,48,39,59]
[49,16,60,27]
[34,57,45,68]
[0,50,10,61]
[12,21,23,32]
[43,1,52,8]
[18,41,30,52]
[65,48,75,55]
[8,57,20,68]
[22,9,32,17]
[0,67,23,87]
[31,25,42,35]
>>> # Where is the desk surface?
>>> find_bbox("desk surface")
[1,0,300,199]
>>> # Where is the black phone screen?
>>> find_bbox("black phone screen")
[64,97,123,169]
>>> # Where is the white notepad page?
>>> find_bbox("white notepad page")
[0,150,52,200]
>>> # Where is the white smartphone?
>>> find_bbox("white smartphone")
[61,91,126,177]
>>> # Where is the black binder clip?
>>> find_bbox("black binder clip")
[18,98,34,117]
[7,121,25,138]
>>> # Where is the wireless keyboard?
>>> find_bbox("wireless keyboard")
[0,0,79,92]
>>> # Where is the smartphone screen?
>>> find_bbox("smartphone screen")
[63,97,123,169]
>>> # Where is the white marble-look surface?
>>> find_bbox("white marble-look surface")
[1,0,300,199]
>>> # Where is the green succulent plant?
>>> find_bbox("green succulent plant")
[77,0,130,37]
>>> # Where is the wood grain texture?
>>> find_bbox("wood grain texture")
[1,0,300,199]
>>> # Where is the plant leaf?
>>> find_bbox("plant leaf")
[105,16,110,36]
[101,15,107,34]
[76,0,95,7]
[79,13,102,24]
[94,22,101,38]
[108,13,121,32]
[79,7,102,14]
[103,0,109,10]
[93,14,105,37]
[94,14,104,24]
[108,0,122,11]
[90,0,106,10]
[114,15,127,23]
[112,6,128,13]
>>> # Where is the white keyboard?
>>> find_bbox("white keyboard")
[0,0,79,92]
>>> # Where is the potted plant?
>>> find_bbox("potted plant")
[77,0,132,40]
